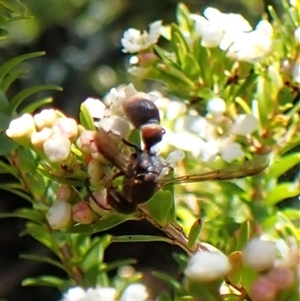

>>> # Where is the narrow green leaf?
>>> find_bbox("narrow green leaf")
[146,190,173,226]
[0,52,45,83]
[235,221,250,251]
[22,276,69,291]
[20,254,65,270]
[0,132,17,155]
[0,90,9,110]
[111,235,171,243]
[7,85,62,114]
[170,24,189,66]
[20,97,54,114]
[79,103,96,131]
[68,213,140,234]
[0,68,28,93]
[176,3,192,31]
[264,183,300,206]
[0,0,27,15]
[188,219,202,249]
[0,208,43,222]
[182,54,200,80]
[0,28,8,40]
[267,153,300,179]
[152,270,182,291]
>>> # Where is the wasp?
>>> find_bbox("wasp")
[94,95,268,214]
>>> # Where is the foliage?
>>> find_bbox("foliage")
[1,0,299,301]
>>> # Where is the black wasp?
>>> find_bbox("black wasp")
[94,94,268,214]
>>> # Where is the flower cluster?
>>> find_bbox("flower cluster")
[192,8,273,63]
[160,97,259,163]
[61,283,149,301]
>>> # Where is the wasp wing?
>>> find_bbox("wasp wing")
[158,156,269,188]
[96,127,130,176]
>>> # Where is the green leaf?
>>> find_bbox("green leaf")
[7,85,62,114]
[152,270,182,291]
[267,153,300,179]
[176,3,192,31]
[0,208,43,223]
[79,103,96,130]
[182,53,200,80]
[20,254,64,270]
[170,24,190,66]
[0,90,9,110]
[146,190,173,226]
[0,132,17,155]
[0,0,27,15]
[264,183,300,206]
[22,276,69,291]
[20,97,54,114]
[0,27,8,40]
[0,52,45,84]
[187,219,202,249]
[68,213,139,234]
[235,221,250,251]
[0,68,28,93]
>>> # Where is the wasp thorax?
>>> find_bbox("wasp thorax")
[122,94,160,129]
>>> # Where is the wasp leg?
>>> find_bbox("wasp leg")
[121,138,141,151]
[107,186,137,214]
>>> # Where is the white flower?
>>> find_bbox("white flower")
[43,134,71,162]
[185,250,231,282]
[294,27,300,44]
[121,20,162,53]
[192,8,251,48]
[207,97,226,117]
[47,201,72,230]
[242,238,277,271]
[231,114,258,135]
[81,98,107,119]
[199,140,219,162]
[220,141,245,163]
[221,20,273,63]
[6,113,36,139]
[99,116,131,139]
[33,109,58,130]
[61,286,117,301]
[120,284,149,301]
[292,62,300,83]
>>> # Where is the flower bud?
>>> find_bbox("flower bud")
[33,109,58,130]
[231,114,258,135]
[250,276,277,301]
[72,202,94,224]
[46,201,72,229]
[242,238,276,272]
[56,185,72,202]
[89,189,112,216]
[43,134,71,163]
[120,283,149,301]
[268,266,295,290]
[184,250,231,282]
[52,117,78,141]
[6,114,36,141]
[31,128,53,149]
[81,97,107,119]
[207,97,226,117]
[76,130,97,154]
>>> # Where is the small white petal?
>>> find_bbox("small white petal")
[220,141,244,163]
[292,62,300,83]
[231,114,258,135]
[52,118,78,140]
[81,98,106,119]
[34,109,58,130]
[87,287,116,301]
[295,27,300,44]
[183,115,208,135]
[61,287,87,301]
[207,97,226,116]
[99,116,131,139]
[31,128,53,148]
[166,150,185,167]
[199,141,219,162]
[120,283,149,301]
[242,238,277,271]
[185,250,231,282]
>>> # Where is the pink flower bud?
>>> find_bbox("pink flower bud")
[46,201,72,229]
[43,134,71,163]
[242,238,276,272]
[250,276,277,301]
[52,118,78,141]
[33,109,58,130]
[56,185,72,201]
[76,130,97,154]
[72,202,94,224]
[268,266,295,290]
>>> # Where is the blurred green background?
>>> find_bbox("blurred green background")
[0,0,281,300]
